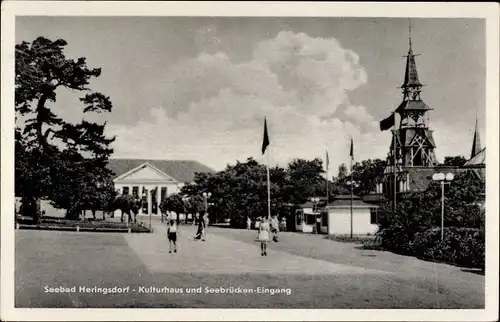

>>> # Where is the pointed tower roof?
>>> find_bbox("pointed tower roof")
[470,117,482,158]
[401,21,423,88]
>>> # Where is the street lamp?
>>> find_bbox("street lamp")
[432,172,455,240]
[310,197,320,213]
[311,197,320,234]
[202,192,212,223]
[346,180,360,239]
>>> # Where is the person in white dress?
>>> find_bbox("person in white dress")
[258,218,270,256]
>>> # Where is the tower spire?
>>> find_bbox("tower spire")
[471,113,482,158]
[402,19,422,99]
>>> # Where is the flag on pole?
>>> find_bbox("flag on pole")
[349,138,354,160]
[379,113,395,131]
[262,118,270,155]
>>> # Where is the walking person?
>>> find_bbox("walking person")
[270,215,280,242]
[258,217,270,256]
[167,219,178,253]
[247,216,252,230]
[315,215,321,235]
[202,213,209,241]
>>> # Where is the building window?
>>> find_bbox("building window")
[122,186,130,195]
[370,208,378,224]
[132,186,139,198]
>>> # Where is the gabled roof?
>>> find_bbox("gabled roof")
[107,159,215,183]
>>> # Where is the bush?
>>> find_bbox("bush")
[326,234,376,244]
[376,222,416,254]
[410,227,484,269]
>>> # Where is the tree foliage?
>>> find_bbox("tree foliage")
[376,172,485,266]
[15,37,115,220]
[179,157,329,228]
[112,194,141,223]
[442,155,467,167]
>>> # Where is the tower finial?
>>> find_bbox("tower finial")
[408,18,412,50]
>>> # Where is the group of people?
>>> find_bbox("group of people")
[166,213,285,257]
[165,212,209,254]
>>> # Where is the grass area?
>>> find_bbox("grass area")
[15,227,485,309]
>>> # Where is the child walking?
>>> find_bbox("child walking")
[167,219,178,253]
[258,217,270,256]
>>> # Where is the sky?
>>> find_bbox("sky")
[15,17,486,172]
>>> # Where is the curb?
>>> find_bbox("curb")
[17,224,150,233]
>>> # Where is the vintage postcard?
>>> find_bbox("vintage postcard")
[1,1,498,321]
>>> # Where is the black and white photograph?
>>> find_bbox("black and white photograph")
[1,2,498,321]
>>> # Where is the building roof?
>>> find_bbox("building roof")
[402,47,423,88]
[470,119,482,159]
[107,159,215,183]
[396,100,431,113]
[333,194,362,200]
[403,166,465,192]
[328,199,376,208]
[464,147,486,168]
[362,193,386,203]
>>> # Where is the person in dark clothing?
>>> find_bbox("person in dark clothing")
[193,216,205,241]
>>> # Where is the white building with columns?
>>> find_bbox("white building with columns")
[108,159,214,217]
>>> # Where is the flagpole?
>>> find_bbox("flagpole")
[326,170,329,207]
[350,139,353,239]
[393,114,397,213]
[267,146,271,220]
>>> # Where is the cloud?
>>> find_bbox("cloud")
[108,30,389,172]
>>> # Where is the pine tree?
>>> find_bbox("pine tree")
[15,37,115,220]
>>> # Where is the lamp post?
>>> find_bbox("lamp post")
[310,197,320,213]
[346,180,360,239]
[202,192,212,224]
[311,197,320,234]
[432,172,454,240]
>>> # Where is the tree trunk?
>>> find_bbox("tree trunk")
[22,197,41,224]
[65,206,80,220]
[92,209,96,220]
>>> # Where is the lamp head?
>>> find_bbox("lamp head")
[445,173,455,181]
[432,173,445,181]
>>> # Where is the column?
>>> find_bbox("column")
[147,188,152,216]
[138,184,144,215]
[156,186,161,216]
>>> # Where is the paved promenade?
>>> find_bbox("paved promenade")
[15,218,485,308]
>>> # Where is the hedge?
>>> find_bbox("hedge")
[410,227,484,269]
